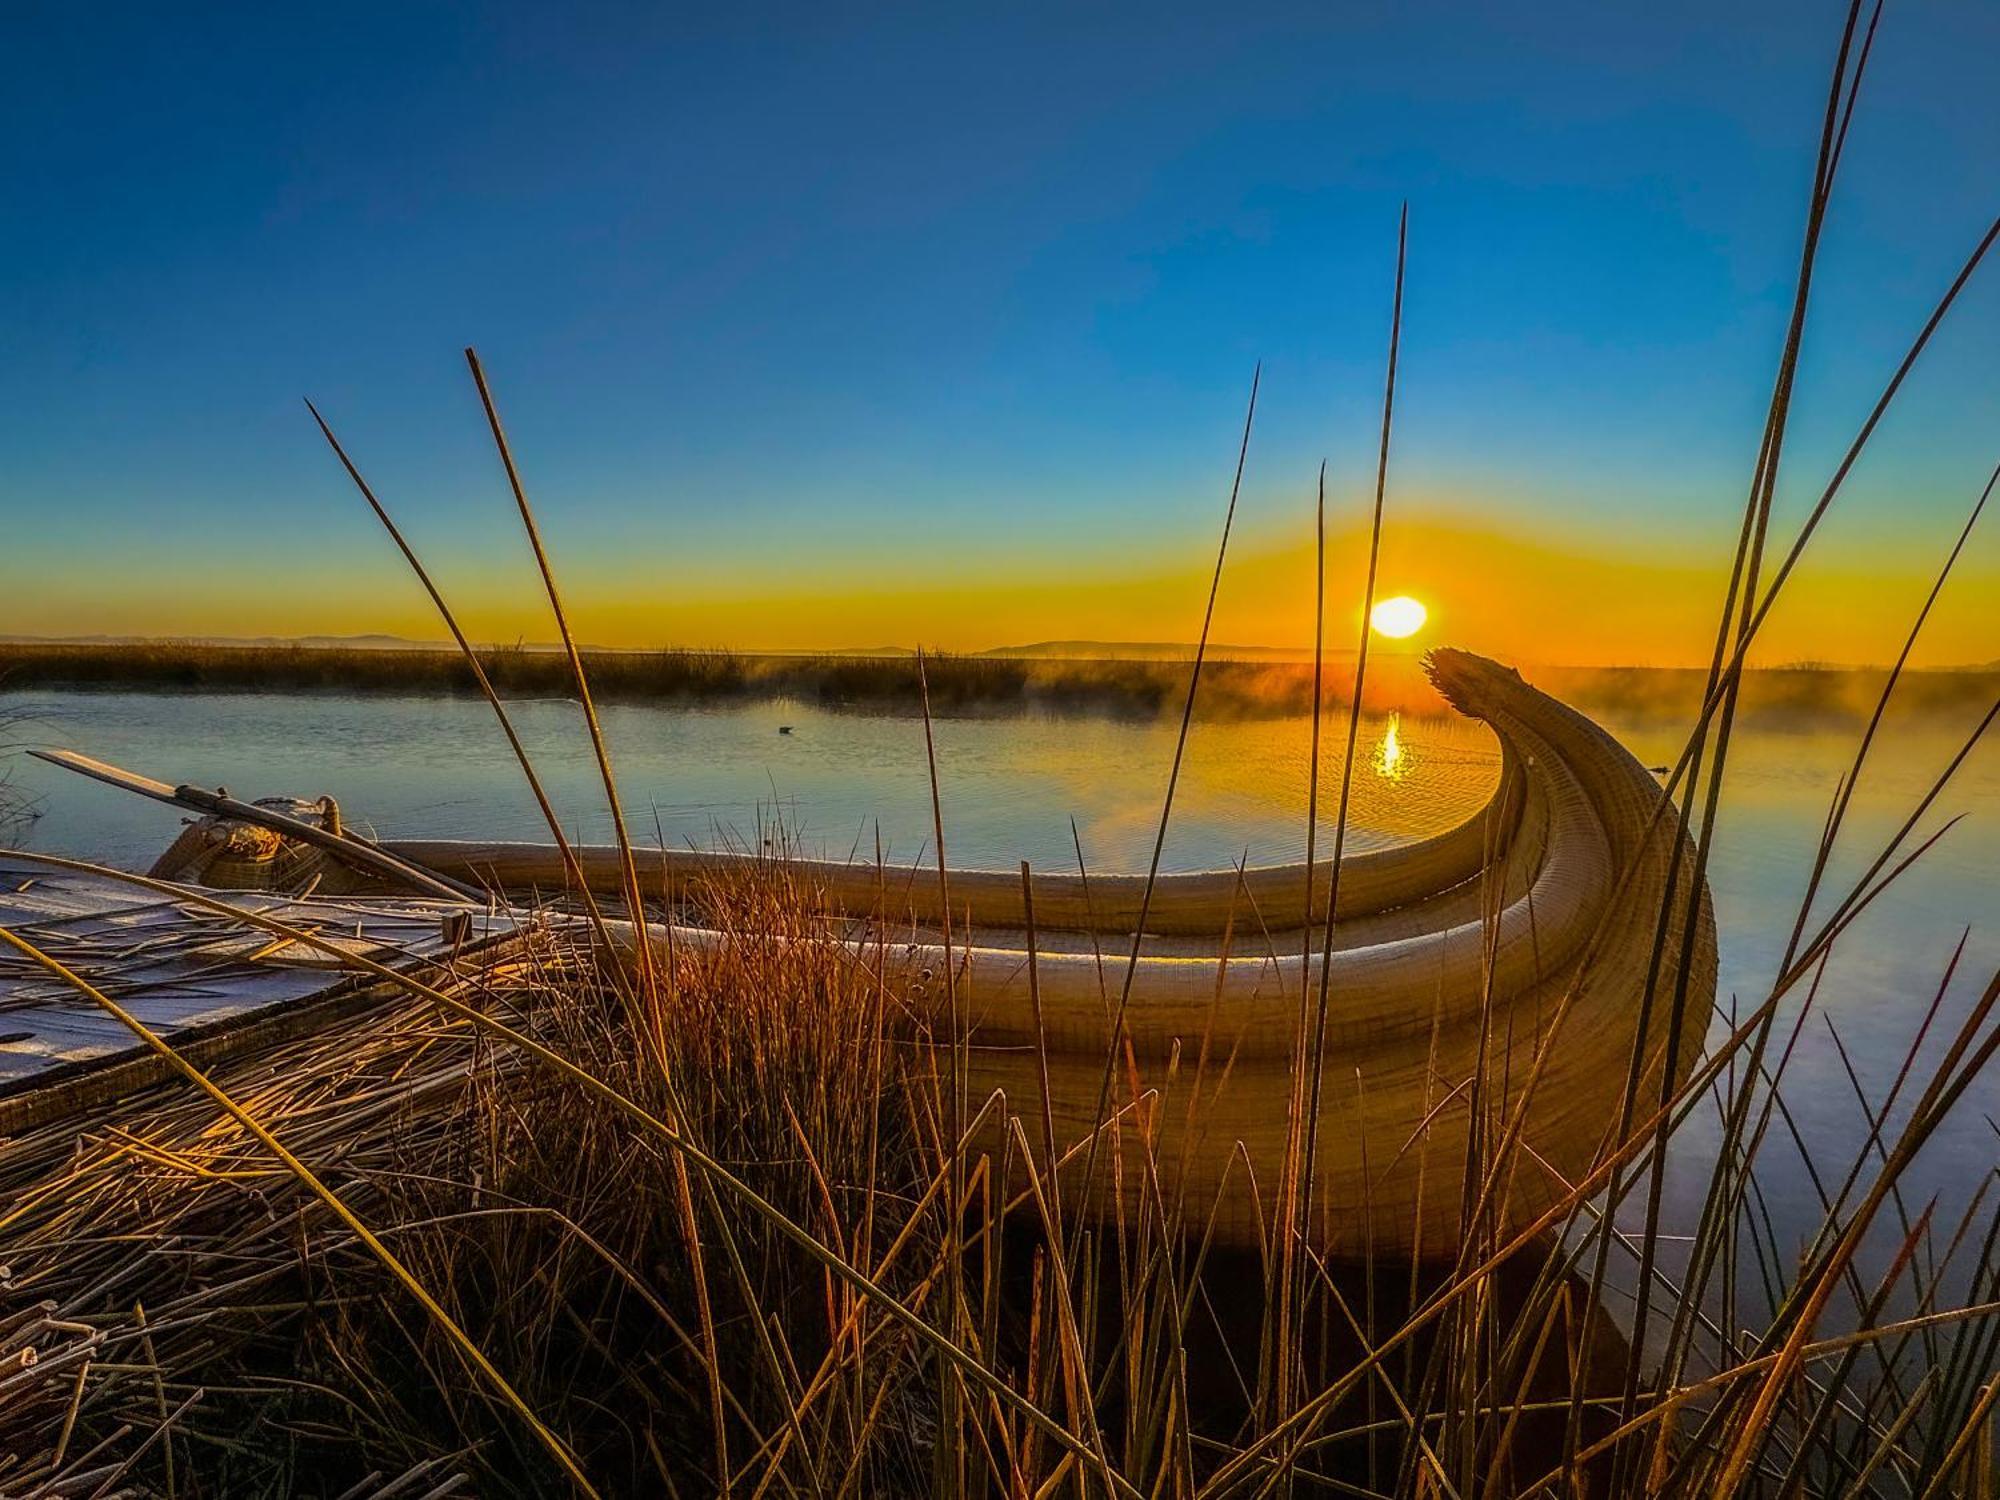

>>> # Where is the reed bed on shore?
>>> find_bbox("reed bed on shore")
[5,641,1998,729]
[0,708,38,847]
[0,798,1995,1498]
[0,879,946,1495]
[0,642,1453,722]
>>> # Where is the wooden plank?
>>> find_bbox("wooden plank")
[0,974,396,1135]
[23,748,182,806]
[0,859,522,1128]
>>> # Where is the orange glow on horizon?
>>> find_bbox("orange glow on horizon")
[6,510,1992,670]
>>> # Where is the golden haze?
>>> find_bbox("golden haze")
[9,512,1993,668]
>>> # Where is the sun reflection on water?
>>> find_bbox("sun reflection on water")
[1374,712,1408,781]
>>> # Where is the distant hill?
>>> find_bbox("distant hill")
[978,640,1326,662]
[0,632,430,650]
[0,635,1312,662]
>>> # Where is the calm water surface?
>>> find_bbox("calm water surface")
[0,689,1503,871]
[4,686,1997,1289]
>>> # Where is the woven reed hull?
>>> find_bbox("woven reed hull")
[383,745,1527,936]
[159,647,1708,1259]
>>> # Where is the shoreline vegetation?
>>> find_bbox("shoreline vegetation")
[4,639,1995,725]
[0,707,31,841]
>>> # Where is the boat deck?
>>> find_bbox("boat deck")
[0,855,511,1130]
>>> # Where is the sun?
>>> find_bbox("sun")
[1370,595,1428,639]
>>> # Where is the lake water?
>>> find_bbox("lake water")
[4,684,1997,1307]
[0,689,1505,873]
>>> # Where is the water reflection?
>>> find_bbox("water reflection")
[1373,712,1407,782]
[0,691,1501,875]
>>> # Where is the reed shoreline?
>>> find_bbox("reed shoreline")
[4,640,1994,725]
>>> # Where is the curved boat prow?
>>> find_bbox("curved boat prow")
[953,647,1715,1257]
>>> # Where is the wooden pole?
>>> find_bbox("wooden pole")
[30,749,484,904]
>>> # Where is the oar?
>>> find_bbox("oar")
[29,749,483,904]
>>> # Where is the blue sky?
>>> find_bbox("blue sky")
[2,2,1996,661]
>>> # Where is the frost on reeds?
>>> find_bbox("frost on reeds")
[0,876,942,1494]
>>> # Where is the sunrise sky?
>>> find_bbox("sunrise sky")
[3,3,1996,667]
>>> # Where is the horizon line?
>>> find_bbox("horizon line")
[2,632,1995,676]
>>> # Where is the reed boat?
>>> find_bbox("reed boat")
[95,647,1713,1259]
